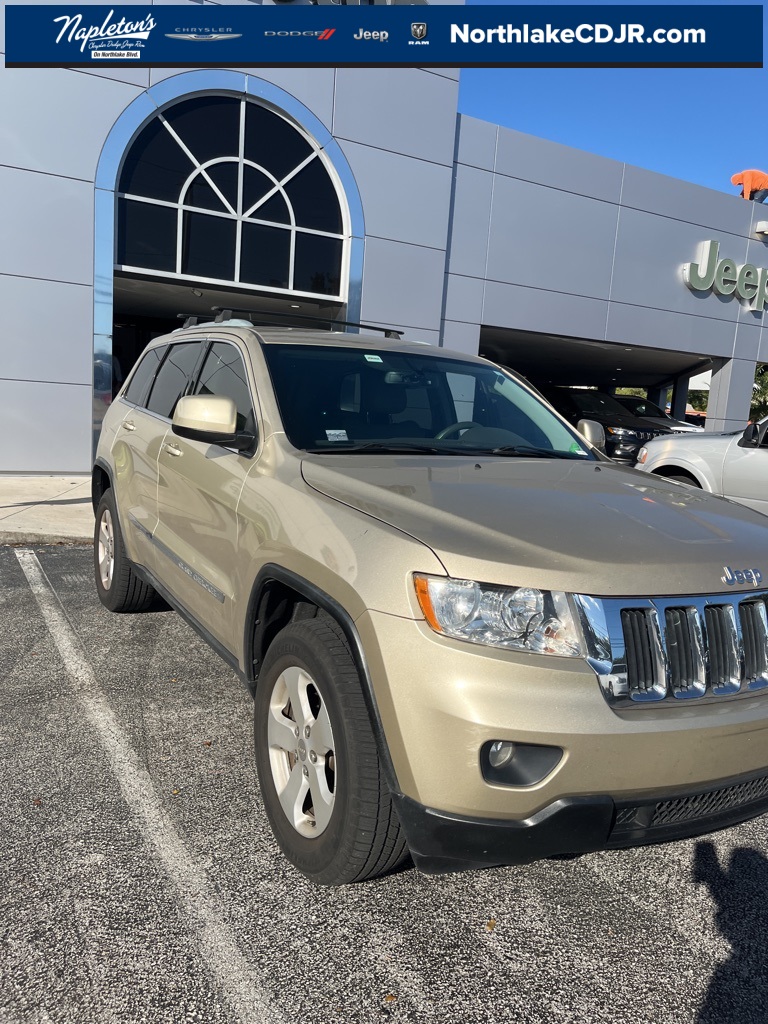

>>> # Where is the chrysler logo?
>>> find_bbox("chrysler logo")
[165,31,242,41]
[411,22,427,39]
[722,565,763,587]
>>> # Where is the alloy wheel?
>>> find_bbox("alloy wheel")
[267,665,337,838]
[97,509,115,590]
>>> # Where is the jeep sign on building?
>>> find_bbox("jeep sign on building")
[1,0,766,472]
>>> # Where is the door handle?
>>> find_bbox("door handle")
[123,420,135,432]
[163,442,183,458]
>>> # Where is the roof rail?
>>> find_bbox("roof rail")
[182,306,404,339]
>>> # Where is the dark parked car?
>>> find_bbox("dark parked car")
[613,395,703,433]
[540,387,673,463]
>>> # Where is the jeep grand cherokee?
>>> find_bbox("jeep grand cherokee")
[92,318,768,884]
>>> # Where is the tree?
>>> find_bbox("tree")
[751,364,768,421]
[688,390,708,413]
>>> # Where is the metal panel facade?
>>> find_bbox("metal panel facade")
[485,176,619,301]
[0,380,92,474]
[337,139,453,251]
[445,114,768,433]
[0,276,93,385]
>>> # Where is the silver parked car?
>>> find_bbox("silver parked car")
[636,418,768,514]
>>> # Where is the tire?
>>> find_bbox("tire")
[254,616,408,885]
[664,474,700,487]
[94,489,157,613]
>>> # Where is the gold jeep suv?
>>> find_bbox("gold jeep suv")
[93,316,768,884]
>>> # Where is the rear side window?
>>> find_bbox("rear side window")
[123,347,164,406]
[193,342,255,433]
[146,342,203,419]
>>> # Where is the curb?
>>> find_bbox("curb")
[0,532,91,546]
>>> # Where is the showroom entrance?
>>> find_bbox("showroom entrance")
[479,326,713,417]
[109,91,352,398]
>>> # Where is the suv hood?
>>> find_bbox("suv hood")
[645,429,739,444]
[584,410,671,433]
[301,455,768,597]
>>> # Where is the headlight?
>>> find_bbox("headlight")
[637,447,648,464]
[414,575,582,657]
[605,427,639,440]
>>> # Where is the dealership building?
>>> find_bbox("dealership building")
[2,2,766,473]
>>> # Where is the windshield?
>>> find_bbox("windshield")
[567,390,638,419]
[262,345,594,459]
[620,396,665,418]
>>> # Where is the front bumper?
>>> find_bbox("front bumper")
[395,768,768,874]
[606,440,643,463]
[356,609,768,828]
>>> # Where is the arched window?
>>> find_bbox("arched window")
[116,95,346,298]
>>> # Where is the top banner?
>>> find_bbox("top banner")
[4,5,762,69]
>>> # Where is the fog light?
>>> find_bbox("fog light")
[488,740,515,768]
[481,740,563,787]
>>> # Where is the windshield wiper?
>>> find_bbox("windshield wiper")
[305,442,448,455]
[488,445,589,460]
[305,442,590,459]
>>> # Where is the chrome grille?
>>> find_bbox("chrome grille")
[575,590,768,706]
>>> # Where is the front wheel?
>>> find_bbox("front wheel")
[254,616,407,885]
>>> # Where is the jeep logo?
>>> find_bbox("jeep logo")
[721,565,763,587]
[683,240,768,312]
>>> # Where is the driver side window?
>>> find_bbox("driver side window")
[194,342,255,434]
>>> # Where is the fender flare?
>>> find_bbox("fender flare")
[649,459,712,491]
[244,564,402,797]
[92,458,115,510]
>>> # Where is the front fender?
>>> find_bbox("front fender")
[646,454,716,492]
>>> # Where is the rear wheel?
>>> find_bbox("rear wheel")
[254,616,407,885]
[94,490,157,613]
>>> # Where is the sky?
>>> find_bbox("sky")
[458,0,767,197]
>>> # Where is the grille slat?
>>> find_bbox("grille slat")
[740,602,768,687]
[705,605,740,695]
[621,608,666,699]
[665,607,705,697]
[623,609,653,691]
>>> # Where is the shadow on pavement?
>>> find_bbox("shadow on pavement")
[694,839,768,1023]
[3,497,91,508]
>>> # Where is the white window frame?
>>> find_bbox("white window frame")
[116,96,348,302]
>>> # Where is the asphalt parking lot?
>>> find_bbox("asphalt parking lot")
[3,544,768,1024]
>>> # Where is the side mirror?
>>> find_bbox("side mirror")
[172,395,254,451]
[577,418,606,452]
[740,423,761,448]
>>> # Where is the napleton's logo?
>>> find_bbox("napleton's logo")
[53,9,156,52]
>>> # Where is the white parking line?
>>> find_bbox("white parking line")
[15,549,283,1024]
